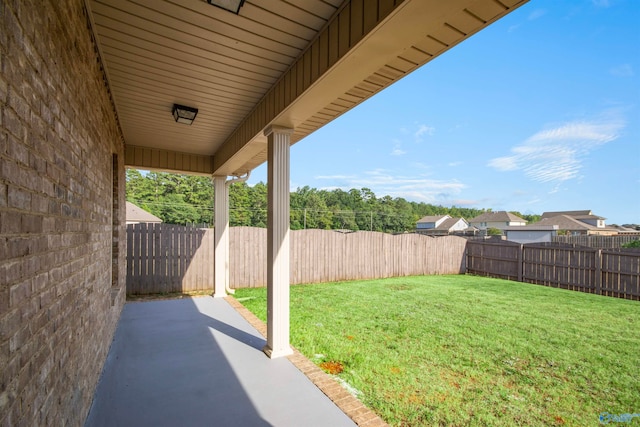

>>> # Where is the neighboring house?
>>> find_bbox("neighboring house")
[531,214,617,236]
[540,210,607,228]
[468,211,527,234]
[609,224,640,235]
[504,225,559,244]
[415,215,471,236]
[126,201,162,225]
[416,215,451,231]
[535,210,619,236]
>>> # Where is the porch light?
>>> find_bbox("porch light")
[206,0,245,14]
[172,104,198,125]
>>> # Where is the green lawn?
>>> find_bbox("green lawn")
[234,275,640,426]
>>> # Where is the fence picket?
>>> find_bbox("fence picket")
[467,241,639,300]
[126,225,468,294]
[552,235,639,248]
[125,225,639,300]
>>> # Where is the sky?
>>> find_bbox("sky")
[247,0,640,225]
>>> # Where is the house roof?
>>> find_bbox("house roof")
[468,211,526,223]
[572,214,606,221]
[126,202,162,223]
[533,215,594,231]
[417,215,449,224]
[417,217,469,233]
[609,225,640,233]
[541,210,592,219]
[438,217,468,230]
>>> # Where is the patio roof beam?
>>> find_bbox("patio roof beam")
[211,0,529,176]
[125,144,214,175]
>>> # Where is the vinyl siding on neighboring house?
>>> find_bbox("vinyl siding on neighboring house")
[505,226,558,244]
[416,215,450,230]
[416,217,469,235]
[468,211,527,231]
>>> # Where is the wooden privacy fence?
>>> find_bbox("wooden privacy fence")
[232,227,467,287]
[466,240,640,300]
[126,224,467,294]
[552,235,639,248]
[126,223,214,294]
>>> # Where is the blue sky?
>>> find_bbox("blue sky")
[247,0,640,225]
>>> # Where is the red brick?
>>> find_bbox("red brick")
[7,186,31,210]
[0,74,7,104]
[360,418,389,427]
[0,211,21,235]
[7,90,29,129]
[9,279,32,307]
[9,324,31,353]
[0,183,7,207]
[2,106,24,140]
[21,214,42,234]
[0,287,8,316]
[0,308,20,342]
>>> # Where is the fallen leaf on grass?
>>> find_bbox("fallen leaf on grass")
[319,361,344,375]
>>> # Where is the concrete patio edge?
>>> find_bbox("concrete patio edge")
[225,296,390,427]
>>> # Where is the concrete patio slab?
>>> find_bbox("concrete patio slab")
[84,297,357,427]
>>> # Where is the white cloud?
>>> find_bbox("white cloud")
[610,64,634,77]
[528,9,546,20]
[448,161,463,167]
[315,174,355,180]
[317,169,465,203]
[448,199,482,207]
[487,156,517,171]
[414,124,435,142]
[390,139,406,156]
[592,0,611,7]
[508,8,545,33]
[488,115,624,184]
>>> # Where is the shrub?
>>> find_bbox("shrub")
[487,227,502,236]
[622,240,640,248]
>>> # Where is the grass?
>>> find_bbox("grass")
[234,275,640,426]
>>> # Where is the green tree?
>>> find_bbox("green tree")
[487,227,502,236]
[249,182,268,228]
[230,182,252,226]
[125,170,213,225]
[126,169,542,232]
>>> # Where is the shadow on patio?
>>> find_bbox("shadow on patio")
[84,297,356,427]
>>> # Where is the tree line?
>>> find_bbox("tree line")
[126,170,541,232]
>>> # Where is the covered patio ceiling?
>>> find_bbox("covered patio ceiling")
[86,0,527,176]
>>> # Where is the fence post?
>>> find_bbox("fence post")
[595,249,602,295]
[517,244,523,282]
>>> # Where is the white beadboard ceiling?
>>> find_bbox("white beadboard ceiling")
[87,0,527,175]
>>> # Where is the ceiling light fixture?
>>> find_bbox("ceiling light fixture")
[206,0,245,14]
[172,104,198,125]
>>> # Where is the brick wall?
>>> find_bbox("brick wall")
[0,1,126,425]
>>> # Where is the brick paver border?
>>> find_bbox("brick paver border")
[226,297,389,427]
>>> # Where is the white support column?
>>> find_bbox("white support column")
[213,175,229,298]
[263,125,294,359]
